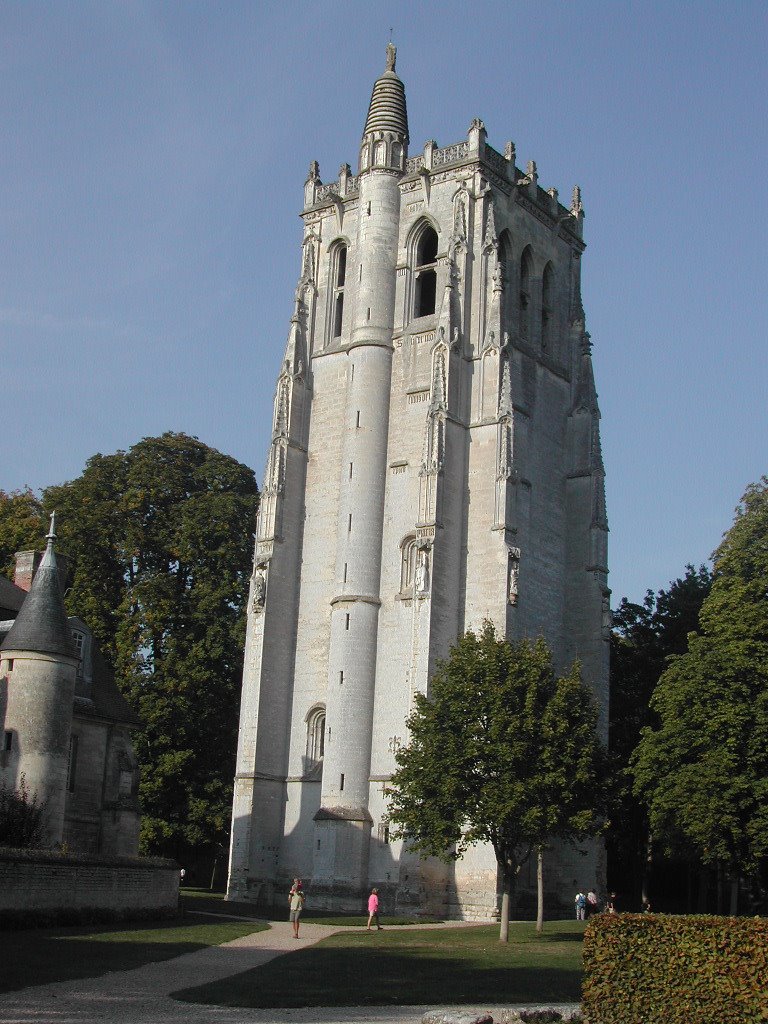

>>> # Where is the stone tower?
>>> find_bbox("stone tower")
[0,516,78,846]
[228,49,609,917]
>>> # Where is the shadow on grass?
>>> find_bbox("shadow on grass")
[0,917,266,995]
[172,942,582,1008]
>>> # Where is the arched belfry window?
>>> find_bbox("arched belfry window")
[306,705,326,763]
[332,244,347,339]
[414,226,438,319]
[519,246,533,342]
[541,262,554,351]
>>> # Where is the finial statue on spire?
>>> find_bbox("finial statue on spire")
[46,511,57,543]
[385,41,396,73]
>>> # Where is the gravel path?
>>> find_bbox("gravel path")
[0,919,580,1024]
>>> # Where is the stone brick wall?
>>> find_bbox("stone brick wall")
[0,849,178,915]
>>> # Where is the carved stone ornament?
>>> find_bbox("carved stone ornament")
[601,591,612,638]
[252,565,267,613]
[414,547,430,593]
[507,547,521,605]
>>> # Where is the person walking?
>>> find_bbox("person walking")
[586,889,599,918]
[289,879,305,938]
[367,887,382,931]
[575,889,586,921]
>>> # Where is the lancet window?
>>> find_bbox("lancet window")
[332,244,348,339]
[306,705,326,763]
[414,226,438,319]
[541,262,554,351]
[399,535,418,593]
[519,246,533,342]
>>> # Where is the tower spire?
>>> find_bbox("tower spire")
[1,513,73,658]
[385,41,396,72]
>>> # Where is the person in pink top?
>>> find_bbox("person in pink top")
[367,887,382,931]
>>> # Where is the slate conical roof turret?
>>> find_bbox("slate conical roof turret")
[363,43,409,142]
[1,514,75,658]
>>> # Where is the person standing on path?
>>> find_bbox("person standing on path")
[289,880,305,938]
[367,887,382,931]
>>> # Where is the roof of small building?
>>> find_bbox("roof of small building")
[0,536,75,658]
[0,575,26,617]
[78,644,141,727]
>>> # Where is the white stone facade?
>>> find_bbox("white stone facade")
[228,49,609,919]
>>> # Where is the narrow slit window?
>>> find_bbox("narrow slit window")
[346,613,350,630]
[340,773,345,791]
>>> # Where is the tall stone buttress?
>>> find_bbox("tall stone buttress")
[228,49,609,917]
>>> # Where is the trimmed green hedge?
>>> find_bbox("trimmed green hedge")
[582,914,768,1023]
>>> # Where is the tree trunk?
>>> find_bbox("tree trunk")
[210,855,219,891]
[499,864,512,943]
[536,847,544,933]
[729,875,739,916]
[716,862,725,914]
[640,829,652,907]
[697,864,708,913]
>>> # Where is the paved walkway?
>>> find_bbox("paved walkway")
[0,919,579,1024]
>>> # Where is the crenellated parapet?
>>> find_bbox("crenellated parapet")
[399,121,585,246]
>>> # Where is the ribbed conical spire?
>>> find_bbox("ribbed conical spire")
[363,44,409,141]
[1,514,74,658]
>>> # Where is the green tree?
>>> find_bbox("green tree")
[387,622,608,941]
[609,565,712,906]
[43,433,259,865]
[632,479,768,912]
[0,489,46,580]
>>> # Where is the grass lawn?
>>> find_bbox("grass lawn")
[180,888,440,927]
[0,914,268,994]
[173,920,586,1008]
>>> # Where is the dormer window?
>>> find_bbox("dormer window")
[71,631,85,657]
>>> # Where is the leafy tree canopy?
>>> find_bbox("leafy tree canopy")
[388,622,608,939]
[608,566,712,887]
[0,488,47,580]
[632,478,768,877]
[41,433,259,859]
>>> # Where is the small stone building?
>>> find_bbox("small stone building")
[0,522,140,856]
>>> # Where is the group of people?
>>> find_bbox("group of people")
[288,879,382,937]
[575,888,616,919]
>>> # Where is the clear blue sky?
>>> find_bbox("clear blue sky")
[3,1,766,606]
